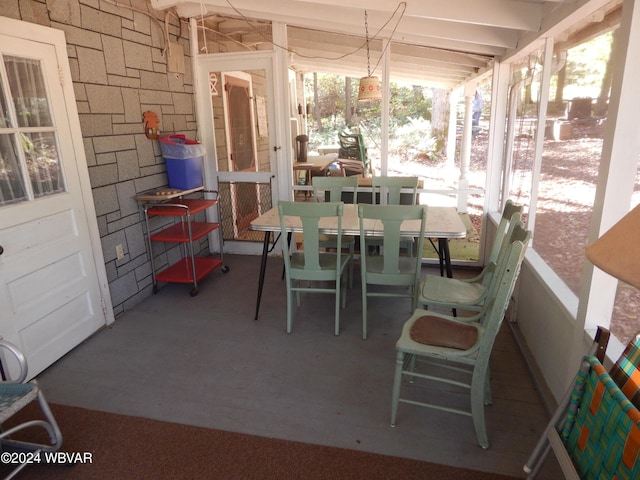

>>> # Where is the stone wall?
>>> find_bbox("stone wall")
[4,0,198,316]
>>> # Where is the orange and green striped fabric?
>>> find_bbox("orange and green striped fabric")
[610,332,640,409]
[562,356,640,480]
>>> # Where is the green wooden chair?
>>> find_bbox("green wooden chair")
[359,204,427,340]
[278,201,350,335]
[338,128,368,171]
[312,176,358,287]
[418,200,523,313]
[390,222,531,448]
[369,176,419,255]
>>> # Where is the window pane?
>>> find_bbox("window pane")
[22,132,65,197]
[0,74,12,128]
[532,33,612,294]
[4,56,53,128]
[0,133,27,205]
[504,55,541,212]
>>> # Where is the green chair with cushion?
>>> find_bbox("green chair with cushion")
[359,204,427,339]
[278,201,350,335]
[312,176,358,287]
[390,222,530,448]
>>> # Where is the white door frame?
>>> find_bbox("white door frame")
[191,24,291,255]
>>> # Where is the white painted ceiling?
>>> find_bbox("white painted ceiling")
[151,0,621,89]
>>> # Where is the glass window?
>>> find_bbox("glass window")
[532,33,612,294]
[0,55,65,206]
[0,133,26,204]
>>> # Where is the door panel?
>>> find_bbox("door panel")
[225,74,257,172]
[0,26,108,377]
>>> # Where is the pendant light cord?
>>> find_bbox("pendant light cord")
[365,10,371,77]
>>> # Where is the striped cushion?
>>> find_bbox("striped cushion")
[562,356,640,480]
[610,332,640,409]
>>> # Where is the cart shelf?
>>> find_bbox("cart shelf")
[146,198,217,217]
[141,190,228,296]
[155,257,223,284]
[149,222,218,243]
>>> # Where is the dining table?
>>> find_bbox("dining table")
[249,203,467,320]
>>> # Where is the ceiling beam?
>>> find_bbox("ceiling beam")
[156,0,520,50]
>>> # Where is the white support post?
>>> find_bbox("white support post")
[446,89,459,172]
[575,0,640,373]
[457,85,475,213]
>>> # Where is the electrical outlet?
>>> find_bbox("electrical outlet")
[115,244,125,260]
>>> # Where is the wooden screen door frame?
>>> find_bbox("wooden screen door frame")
[221,72,260,235]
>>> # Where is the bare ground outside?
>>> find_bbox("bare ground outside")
[372,124,640,344]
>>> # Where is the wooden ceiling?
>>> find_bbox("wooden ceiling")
[151,0,622,89]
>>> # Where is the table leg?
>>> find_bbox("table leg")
[438,238,453,278]
[255,231,271,320]
[438,237,457,316]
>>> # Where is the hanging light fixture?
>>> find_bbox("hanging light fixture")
[358,10,382,101]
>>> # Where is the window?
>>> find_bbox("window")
[0,55,65,206]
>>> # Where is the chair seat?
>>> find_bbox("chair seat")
[0,339,63,480]
[0,382,38,423]
[396,309,484,358]
[419,275,487,306]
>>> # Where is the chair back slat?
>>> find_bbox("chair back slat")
[482,222,531,300]
[487,200,523,264]
[278,201,344,275]
[371,176,419,205]
[312,176,358,204]
[359,204,426,272]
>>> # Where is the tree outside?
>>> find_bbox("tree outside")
[304,74,438,174]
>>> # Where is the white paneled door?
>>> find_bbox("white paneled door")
[0,19,112,378]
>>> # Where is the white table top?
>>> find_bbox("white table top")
[250,204,466,239]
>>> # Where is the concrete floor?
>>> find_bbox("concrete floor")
[37,254,560,478]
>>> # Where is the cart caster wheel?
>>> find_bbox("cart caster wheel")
[221,265,230,273]
[190,287,199,297]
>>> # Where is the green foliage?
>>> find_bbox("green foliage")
[304,73,434,153]
[389,118,438,160]
[564,31,613,98]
